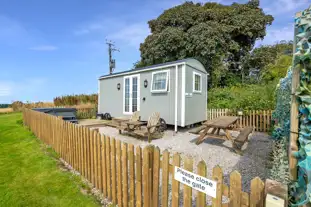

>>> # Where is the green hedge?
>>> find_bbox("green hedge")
[207,82,276,110]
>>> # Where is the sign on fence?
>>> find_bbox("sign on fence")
[174,166,217,198]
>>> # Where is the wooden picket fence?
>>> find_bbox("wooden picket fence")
[23,108,267,207]
[207,109,274,132]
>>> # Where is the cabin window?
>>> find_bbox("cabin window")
[151,70,169,93]
[193,71,202,93]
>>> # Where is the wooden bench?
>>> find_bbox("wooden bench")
[105,121,121,128]
[233,127,253,154]
[131,112,161,143]
[117,111,140,134]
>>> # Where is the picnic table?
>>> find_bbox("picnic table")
[126,121,147,131]
[196,116,240,145]
[111,117,130,133]
[195,116,253,154]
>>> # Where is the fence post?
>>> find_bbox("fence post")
[183,157,193,207]
[250,177,264,207]
[229,171,242,207]
[172,153,181,207]
[117,140,123,206]
[111,138,117,204]
[143,146,152,207]
[128,144,135,207]
[212,166,223,207]
[162,150,170,207]
[93,130,98,189]
[122,143,128,207]
[252,110,258,131]
[106,136,111,200]
[153,147,160,207]
[148,146,154,206]
[197,161,207,207]
[136,146,142,207]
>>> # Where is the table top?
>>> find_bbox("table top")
[204,116,239,128]
[112,117,130,122]
[127,121,146,126]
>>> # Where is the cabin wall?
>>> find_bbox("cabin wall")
[98,76,125,117]
[139,66,178,125]
[184,65,207,126]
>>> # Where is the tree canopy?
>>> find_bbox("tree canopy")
[242,40,293,83]
[136,0,274,87]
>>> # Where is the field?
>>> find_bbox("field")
[0,113,100,207]
[0,108,13,113]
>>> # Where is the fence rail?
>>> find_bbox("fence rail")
[23,109,268,207]
[207,109,273,132]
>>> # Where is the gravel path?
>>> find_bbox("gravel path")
[96,126,272,205]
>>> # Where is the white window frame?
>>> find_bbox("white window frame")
[151,70,170,93]
[193,71,202,93]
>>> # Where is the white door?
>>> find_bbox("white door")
[123,75,140,114]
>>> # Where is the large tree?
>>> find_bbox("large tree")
[242,40,293,83]
[136,0,273,87]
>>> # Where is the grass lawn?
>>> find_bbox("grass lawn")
[0,113,100,207]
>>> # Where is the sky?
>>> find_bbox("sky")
[0,0,310,104]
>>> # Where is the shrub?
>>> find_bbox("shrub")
[76,108,97,119]
[268,138,290,185]
[0,104,10,108]
[11,101,24,112]
[207,82,276,110]
[11,101,55,112]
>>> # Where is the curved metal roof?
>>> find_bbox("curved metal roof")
[99,58,206,80]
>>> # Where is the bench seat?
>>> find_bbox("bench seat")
[233,127,253,152]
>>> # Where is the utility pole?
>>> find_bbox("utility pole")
[106,40,119,74]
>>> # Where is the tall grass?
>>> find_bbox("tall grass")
[54,94,98,106]
[11,101,55,112]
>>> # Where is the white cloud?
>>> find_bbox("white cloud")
[0,78,47,103]
[258,24,294,46]
[0,82,12,97]
[263,0,309,15]
[73,19,116,36]
[73,29,90,35]
[108,23,150,47]
[29,45,58,51]
[74,17,150,48]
